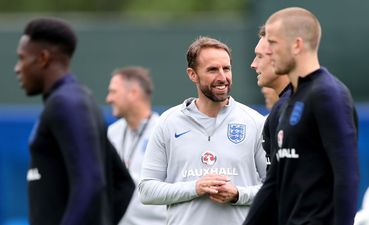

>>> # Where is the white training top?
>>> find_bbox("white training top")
[139,97,266,225]
[107,112,167,225]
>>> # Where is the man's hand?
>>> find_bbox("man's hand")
[195,174,229,196]
[209,181,239,204]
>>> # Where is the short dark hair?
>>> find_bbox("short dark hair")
[258,25,266,38]
[24,18,77,57]
[186,36,231,69]
[113,66,153,98]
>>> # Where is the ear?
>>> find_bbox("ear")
[129,84,139,97]
[187,67,198,83]
[38,49,51,68]
[292,37,304,55]
[128,83,141,101]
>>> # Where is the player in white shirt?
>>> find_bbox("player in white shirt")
[106,66,166,225]
[139,37,266,225]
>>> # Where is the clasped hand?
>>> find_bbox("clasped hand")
[195,174,239,204]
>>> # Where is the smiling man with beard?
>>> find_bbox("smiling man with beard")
[138,36,267,225]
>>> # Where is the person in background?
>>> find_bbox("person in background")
[106,66,167,225]
[138,36,266,225]
[244,7,359,225]
[260,87,279,110]
[251,24,291,167]
[355,187,369,225]
[14,17,134,225]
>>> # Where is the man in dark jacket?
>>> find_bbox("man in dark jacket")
[244,7,359,225]
[14,17,135,225]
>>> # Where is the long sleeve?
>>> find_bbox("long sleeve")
[254,120,267,182]
[47,93,106,225]
[106,141,135,224]
[233,184,262,205]
[138,116,199,205]
[312,83,359,225]
[139,179,198,205]
[243,156,278,225]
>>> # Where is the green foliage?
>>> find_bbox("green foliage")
[125,0,246,12]
[0,0,129,12]
[0,0,247,13]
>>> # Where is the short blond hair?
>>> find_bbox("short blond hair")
[267,7,321,51]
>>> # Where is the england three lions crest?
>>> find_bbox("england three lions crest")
[227,123,246,144]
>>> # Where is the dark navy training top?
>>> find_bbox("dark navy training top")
[27,75,134,225]
[244,67,359,225]
[262,84,292,168]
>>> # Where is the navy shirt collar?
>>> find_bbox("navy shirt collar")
[43,74,76,101]
[297,67,327,85]
[279,83,293,98]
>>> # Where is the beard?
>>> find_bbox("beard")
[274,56,296,75]
[199,81,231,102]
[23,79,43,96]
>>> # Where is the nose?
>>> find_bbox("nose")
[217,69,227,81]
[105,94,111,104]
[265,44,273,56]
[250,57,257,70]
[14,62,20,75]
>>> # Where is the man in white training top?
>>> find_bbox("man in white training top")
[106,66,166,225]
[138,37,267,225]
